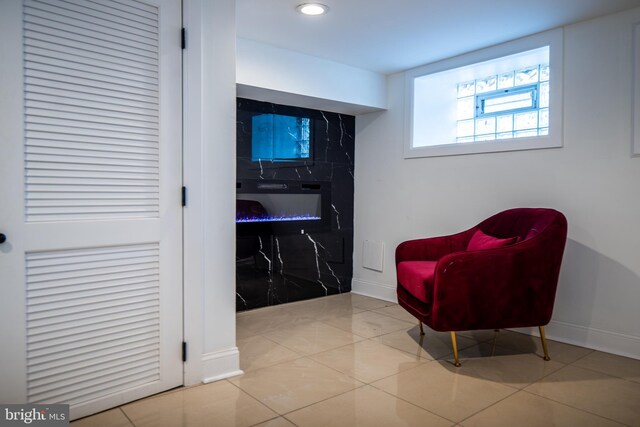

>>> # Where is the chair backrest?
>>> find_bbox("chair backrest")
[476,208,566,242]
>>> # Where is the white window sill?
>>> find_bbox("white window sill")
[406,134,562,158]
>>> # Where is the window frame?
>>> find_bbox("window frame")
[404,28,563,158]
[475,84,539,118]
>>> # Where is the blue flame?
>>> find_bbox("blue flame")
[236,214,321,223]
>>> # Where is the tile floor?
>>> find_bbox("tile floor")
[73,293,640,427]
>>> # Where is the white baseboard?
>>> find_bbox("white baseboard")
[351,277,397,303]
[201,347,243,383]
[513,320,640,360]
[353,277,639,360]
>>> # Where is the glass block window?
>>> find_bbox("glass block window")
[456,64,549,142]
[252,114,311,162]
[405,29,562,158]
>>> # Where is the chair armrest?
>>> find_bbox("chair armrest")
[429,235,565,331]
[395,229,473,264]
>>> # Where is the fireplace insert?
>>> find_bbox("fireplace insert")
[236,180,331,235]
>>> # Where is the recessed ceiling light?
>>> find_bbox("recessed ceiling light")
[296,3,329,16]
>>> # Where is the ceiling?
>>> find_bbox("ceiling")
[236,0,640,75]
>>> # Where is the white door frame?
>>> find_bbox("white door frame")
[182,0,241,386]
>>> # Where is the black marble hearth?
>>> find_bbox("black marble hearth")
[236,98,354,311]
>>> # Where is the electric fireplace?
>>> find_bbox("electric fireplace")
[236,180,331,234]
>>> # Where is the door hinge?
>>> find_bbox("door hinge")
[182,341,187,362]
[181,28,186,49]
[182,186,187,207]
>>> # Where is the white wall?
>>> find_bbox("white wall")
[353,8,640,359]
[183,0,241,384]
[236,38,387,115]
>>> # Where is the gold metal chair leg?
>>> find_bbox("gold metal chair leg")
[539,326,551,361]
[451,331,461,367]
[419,321,425,336]
[490,330,498,356]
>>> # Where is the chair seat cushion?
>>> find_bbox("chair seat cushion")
[397,261,437,303]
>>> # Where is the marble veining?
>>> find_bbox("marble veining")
[236,98,354,311]
[275,236,284,276]
[306,233,328,295]
[257,158,264,180]
[331,203,341,230]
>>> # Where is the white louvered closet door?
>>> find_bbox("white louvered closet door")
[0,0,183,419]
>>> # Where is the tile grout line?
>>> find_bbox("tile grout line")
[248,415,297,427]
[564,353,640,385]
[367,377,459,425]
[306,343,434,385]
[118,406,137,427]
[255,332,309,357]
[566,348,596,365]
[276,384,370,419]
[520,387,634,427]
[259,327,368,358]
[453,386,522,425]
[230,371,369,421]
[223,378,283,421]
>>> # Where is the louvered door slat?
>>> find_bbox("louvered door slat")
[27,333,159,369]
[28,311,159,342]
[26,101,159,123]
[29,352,160,395]
[28,342,159,377]
[26,184,159,192]
[28,170,159,181]
[27,301,160,330]
[109,0,159,15]
[27,191,159,199]
[27,154,158,168]
[26,85,159,111]
[25,62,158,92]
[26,106,159,127]
[28,281,159,303]
[34,370,161,408]
[25,30,158,62]
[28,255,159,277]
[28,246,158,265]
[28,326,159,361]
[23,12,157,48]
[28,199,159,209]
[26,243,161,405]
[25,68,158,96]
[25,1,158,43]
[27,270,160,292]
[24,0,160,223]
[25,77,158,103]
[26,134,159,150]
[60,0,158,27]
[24,20,158,55]
[26,144,159,158]
[29,364,160,405]
[25,54,158,83]
[25,43,157,73]
[27,320,160,353]
[37,0,158,31]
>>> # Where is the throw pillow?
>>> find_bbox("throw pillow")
[467,229,518,251]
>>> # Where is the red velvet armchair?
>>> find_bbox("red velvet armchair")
[395,208,568,366]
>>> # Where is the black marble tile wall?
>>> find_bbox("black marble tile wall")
[236,98,354,311]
